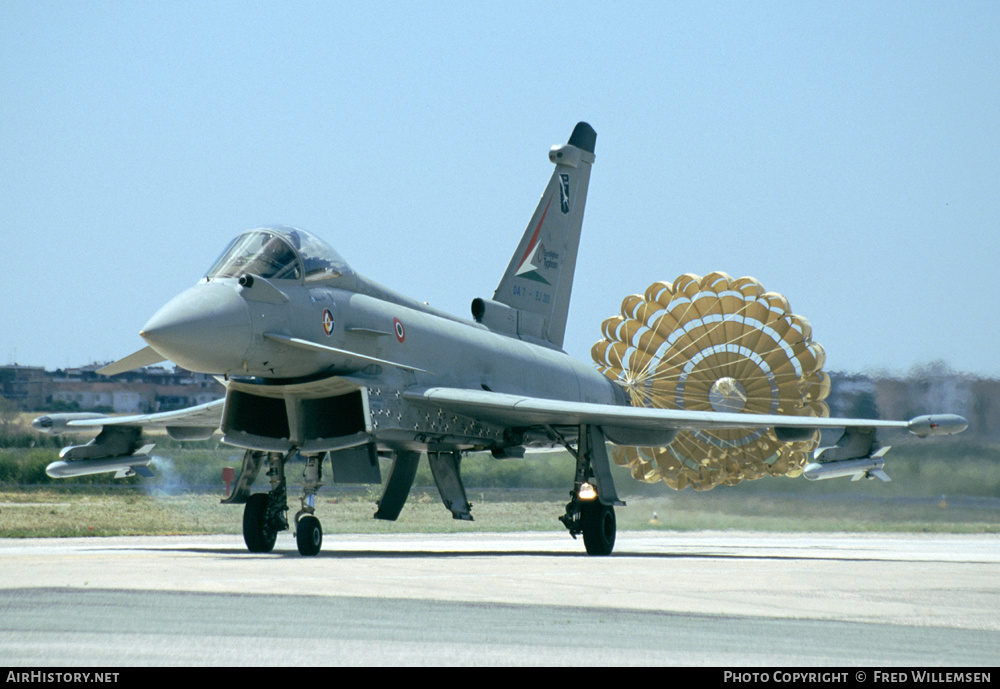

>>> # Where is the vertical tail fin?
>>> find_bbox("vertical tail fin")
[492,122,596,349]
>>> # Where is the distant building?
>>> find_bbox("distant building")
[0,364,225,414]
[826,368,1000,443]
[0,365,47,409]
[47,381,154,414]
[825,373,879,419]
[153,383,223,411]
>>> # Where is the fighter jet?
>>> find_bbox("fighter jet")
[33,123,967,556]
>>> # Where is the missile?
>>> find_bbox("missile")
[45,444,155,479]
[802,447,892,482]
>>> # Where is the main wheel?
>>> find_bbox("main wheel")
[243,493,277,553]
[581,501,616,556]
[296,515,323,556]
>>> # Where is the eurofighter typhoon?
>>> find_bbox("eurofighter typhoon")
[34,123,967,555]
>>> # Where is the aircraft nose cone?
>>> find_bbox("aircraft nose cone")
[140,282,252,374]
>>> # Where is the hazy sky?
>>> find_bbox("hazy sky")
[2,1,998,377]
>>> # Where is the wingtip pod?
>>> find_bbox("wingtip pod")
[907,414,968,438]
[32,412,109,435]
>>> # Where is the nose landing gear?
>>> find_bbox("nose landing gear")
[292,453,324,556]
[240,449,327,556]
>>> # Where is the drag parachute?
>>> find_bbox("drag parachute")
[592,272,830,491]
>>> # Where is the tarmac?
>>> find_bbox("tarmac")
[1,531,997,666]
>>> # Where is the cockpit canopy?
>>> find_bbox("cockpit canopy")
[206,226,353,283]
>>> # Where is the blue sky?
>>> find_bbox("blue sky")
[2,1,998,376]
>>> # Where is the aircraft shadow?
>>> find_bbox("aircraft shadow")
[118,544,896,563]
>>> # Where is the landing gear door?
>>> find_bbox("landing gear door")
[329,443,381,484]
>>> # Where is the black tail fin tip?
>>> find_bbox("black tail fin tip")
[568,122,597,154]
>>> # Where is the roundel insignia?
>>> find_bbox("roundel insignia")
[393,317,405,343]
[322,309,335,336]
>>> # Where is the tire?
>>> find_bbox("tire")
[243,493,277,553]
[581,501,616,556]
[296,515,323,556]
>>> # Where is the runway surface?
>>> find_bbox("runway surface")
[1,531,997,666]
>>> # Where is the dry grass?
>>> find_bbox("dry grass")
[2,485,997,538]
[3,428,997,538]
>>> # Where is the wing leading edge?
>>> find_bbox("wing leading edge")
[33,398,225,433]
[404,386,967,485]
[402,386,967,440]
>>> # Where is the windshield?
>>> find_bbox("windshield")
[206,227,353,283]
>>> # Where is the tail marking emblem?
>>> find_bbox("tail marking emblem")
[515,194,554,284]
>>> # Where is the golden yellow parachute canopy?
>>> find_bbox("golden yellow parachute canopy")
[592,272,830,491]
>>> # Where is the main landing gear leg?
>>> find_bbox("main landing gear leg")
[221,449,266,505]
[243,451,290,553]
[294,453,324,556]
[555,425,625,556]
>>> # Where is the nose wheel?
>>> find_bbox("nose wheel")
[295,514,323,556]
